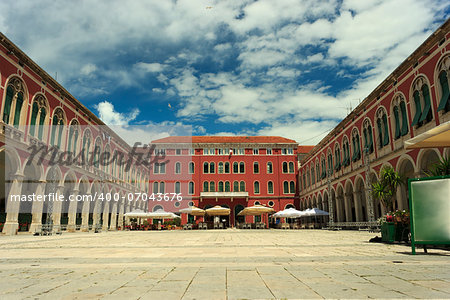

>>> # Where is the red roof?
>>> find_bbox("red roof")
[151,136,297,144]
[297,145,315,154]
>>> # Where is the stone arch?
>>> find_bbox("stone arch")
[354,175,367,222]
[344,179,355,222]
[396,155,415,211]
[61,171,77,226]
[417,148,442,176]
[335,184,345,222]
[317,193,323,210]
[1,75,29,129]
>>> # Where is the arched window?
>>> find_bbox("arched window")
[437,57,450,112]
[362,119,374,154]
[233,181,239,192]
[233,162,238,173]
[351,129,362,161]
[153,182,159,193]
[203,162,209,174]
[189,162,195,174]
[253,162,259,174]
[289,181,295,193]
[302,173,306,189]
[316,162,320,182]
[188,182,194,194]
[159,182,165,193]
[267,162,273,174]
[327,151,333,175]
[306,167,310,187]
[225,181,230,192]
[218,181,224,192]
[239,162,245,173]
[267,181,274,194]
[210,162,215,174]
[283,181,289,194]
[29,94,47,139]
[282,162,288,173]
[209,181,215,192]
[93,137,102,168]
[342,137,350,167]
[3,77,25,127]
[321,157,326,179]
[288,162,294,173]
[311,165,315,185]
[240,181,245,192]
[175,182,181,193]
[67,119,79,155]
[411,77,433,127]
[50,108,65,148]
[175,162,181,174]
[392,94,409,139]
[203,181,209,192]
[376,109,389,149]
[224,162,230,173]
[218,162,224,173]
[254,181,260,194]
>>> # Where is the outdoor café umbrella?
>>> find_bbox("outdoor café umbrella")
[237,205,275,216]
[306,208,329,216]
[146,209,180,219]
[205,206,230,216]
[272,207,304,218]
[124,209,148,218]
[179,206,206,216]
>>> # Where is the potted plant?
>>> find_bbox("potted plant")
[426,155,450,176]
[372,166,403,243]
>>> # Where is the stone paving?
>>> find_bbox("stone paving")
[0,229,449,299]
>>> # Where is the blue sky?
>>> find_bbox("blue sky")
[1,0,449,144]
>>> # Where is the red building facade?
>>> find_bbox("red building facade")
[298,20,450,226]
[149,136,299,226]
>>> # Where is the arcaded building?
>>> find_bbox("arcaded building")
[298,20,450,226]
[0,33,150,235]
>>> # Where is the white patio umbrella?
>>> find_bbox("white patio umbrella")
[308,208,329,216]
[272,208,304,218]
[124,209,148,218]
[146,209,180,219]
[205,206,230,216]
[179,206,206,216]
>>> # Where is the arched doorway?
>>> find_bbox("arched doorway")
[419,149,440,177]
[397,157,415,210]
[234,204,244,227]
[344,182,355,222]
[354,177,367,222]
[19,163,40,231]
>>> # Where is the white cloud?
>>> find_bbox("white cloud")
[95,101,139,126]
[80,63,97,76]
[134,62,165,73]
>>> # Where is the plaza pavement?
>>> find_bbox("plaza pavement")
[0,229,449,299]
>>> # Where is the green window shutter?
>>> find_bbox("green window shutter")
[400,102,408,136]
[29,102,39,136]
[393,106,400,139]
[38,108,46,139]
[411,91,422,126]
[50,115,58,145]
[13,92,24,128]
[68,127,74,152]
[382,114,389,146]
[57,120,63,148]
[377,118,383,148]
[3,86,14,123]
[419,85,432,123]
[363,128,368,151]
[368,125,373,153]
[351,138,356,161]
[437,71,450,111]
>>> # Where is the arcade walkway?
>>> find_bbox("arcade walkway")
[0,229,449,299]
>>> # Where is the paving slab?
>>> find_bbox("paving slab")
[0,229,449,299]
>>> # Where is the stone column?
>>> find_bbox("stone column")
[109,202,118,230]
[102,201,110,231]
[29,181,45,233]
[51,185,64,233]
[2,174,24,235]
[66,189,79,232]
[80,193,91,232]
[92,199,101,229]
[117,201,124,229]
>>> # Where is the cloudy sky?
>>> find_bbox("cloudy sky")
[1,0,449,144]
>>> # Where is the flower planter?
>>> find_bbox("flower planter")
[394,223,410,242]
[381,222,395,243]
